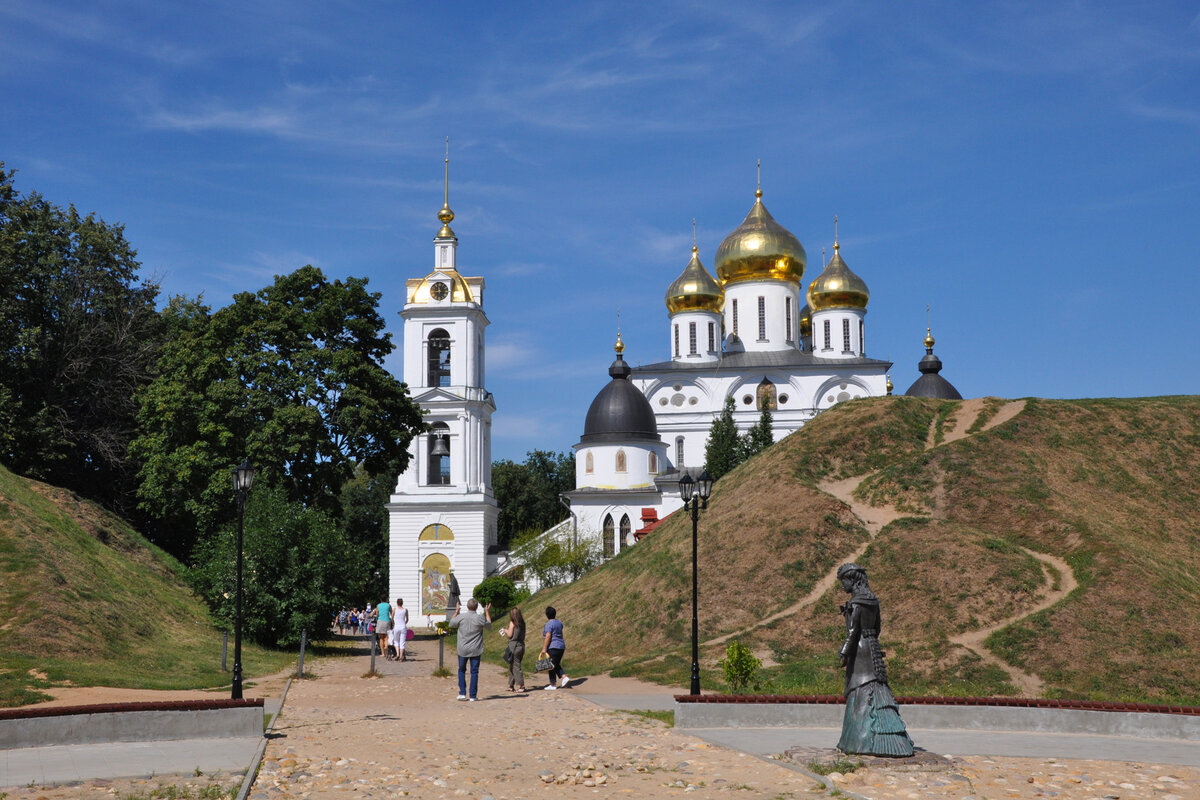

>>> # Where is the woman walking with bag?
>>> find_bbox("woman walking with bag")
[539,606,569,690]
[500,607,526,692]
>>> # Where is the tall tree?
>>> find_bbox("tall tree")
[132,266,424,557]
[0,163,163,512]
[738,406,774,462]
[704,395,741,481]
[189,482,356,647]
[493,450,575,548]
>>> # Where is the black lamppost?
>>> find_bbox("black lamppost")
[231,458,256,700]
[678,470,713,696]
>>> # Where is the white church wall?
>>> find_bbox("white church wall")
[723,281,802,352]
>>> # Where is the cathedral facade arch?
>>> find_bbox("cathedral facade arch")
[812,375,871,410]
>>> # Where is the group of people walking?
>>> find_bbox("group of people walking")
[333,599,410,661]
[447,603,568,700]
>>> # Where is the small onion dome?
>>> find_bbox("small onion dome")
[581,344,660,444]
[799,304,812,338]
[436,200,455,239]
[886,374,894,395]
[665,245,724,314]
[806,242,869,311]
[905,328,962,400]
[715,188,806,287]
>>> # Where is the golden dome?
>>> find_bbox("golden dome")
[665,245,724,314]
[886,374,894,395]
[923,327,935,350]
[615,331,625,355]
[806,243,869,311]
[407,270,475,304]
[799,303,812,338]
[714,188,806,287]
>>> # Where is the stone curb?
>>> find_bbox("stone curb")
[0,698,265,749]
[674,697,1200,740]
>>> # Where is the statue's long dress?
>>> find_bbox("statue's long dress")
[837,600,914,757]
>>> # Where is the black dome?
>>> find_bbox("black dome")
[905,352,962,400]
[580,355,660,444]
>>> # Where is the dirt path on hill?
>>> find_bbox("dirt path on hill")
[704,398,1071,697]
[949,548,1078,696]
[701,474,905,650]
[926,398,1028,450]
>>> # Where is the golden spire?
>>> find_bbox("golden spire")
[437,136,456,238]
[755,159,762,199]
[834,214,839,253]
[692,217,697,253]
[924,305,935,350]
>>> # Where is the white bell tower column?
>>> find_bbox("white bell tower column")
[387,143,499,624]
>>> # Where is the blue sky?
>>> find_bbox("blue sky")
[3,2,1199,462]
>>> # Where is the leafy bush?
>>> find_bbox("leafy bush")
[473,575,519,614]
[718,640,762,694]
[509,526,602,588]
[188,482,359,647]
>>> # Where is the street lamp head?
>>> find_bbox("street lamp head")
[678,473,695,502]
[232,459,256,493]
[696,470,713,501]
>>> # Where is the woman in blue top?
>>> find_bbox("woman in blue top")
[540,606,569,689]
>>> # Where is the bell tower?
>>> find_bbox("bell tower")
[387,142,498,623]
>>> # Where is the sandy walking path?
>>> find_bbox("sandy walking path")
[247,642,820,799]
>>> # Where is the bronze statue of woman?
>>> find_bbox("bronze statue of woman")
[836,563,914,757]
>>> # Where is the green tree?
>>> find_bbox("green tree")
[338,463,398,602]
[738,406,774,462]
[189,483,354,647]
[704,396,741,481]
[0,163,163,513]
[132,266,424,557]
[493,450,574,548]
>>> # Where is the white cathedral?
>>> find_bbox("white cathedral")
[388,159,952,615]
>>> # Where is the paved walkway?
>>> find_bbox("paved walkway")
[2,639,1200,799]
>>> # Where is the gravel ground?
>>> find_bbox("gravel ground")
[5,639,1199,799]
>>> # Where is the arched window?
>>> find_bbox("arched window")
[756,378,777,411]
[673,324,680,358]
[688,322,697,355]
[585,451,594,474]
[732,299,739,335]
[785,298,793,343]
[426,422,450,485]
[602,514,615,558]
[427,328,451,387]
[823,319,831,350]
[648,451,658,474]
[843,318,851,352]
[620,514,631,546]
[859,320,865,355]
[615,449,627,473]
[757,296,766,341]
[675,436,684,467]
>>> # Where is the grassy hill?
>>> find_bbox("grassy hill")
[0,463,291,707]
[522,395,1200,704]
